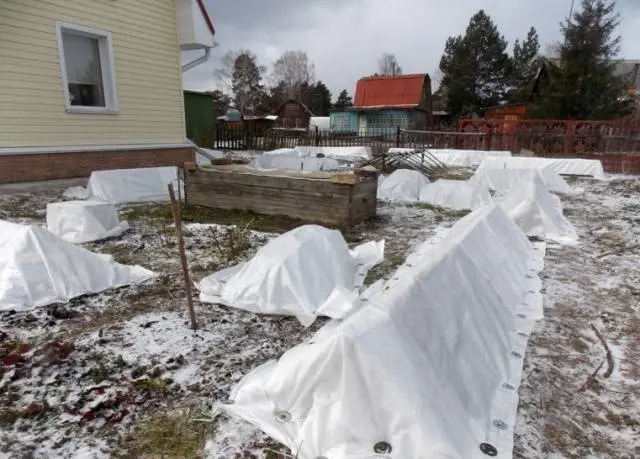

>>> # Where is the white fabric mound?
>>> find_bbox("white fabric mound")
[63,166,181,204]
[419,179,492,210]
[477,156,605,179]
[389,148,512,168]
[497,176,578,244]
[377,169,430,202]
[295,146,372,163]
[0,220,154,311]
[220,205,545,458]
[250,152,340,172]
[471,168,571,194]
[46,200,129,243]
[198,225,384,326]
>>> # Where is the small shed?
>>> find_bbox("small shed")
[274,99,313,130]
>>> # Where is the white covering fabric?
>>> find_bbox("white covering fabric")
[0,220,154,311]
[309,117,331,131]
[46,200,129,243]
[471,168,571,194]
[476,156,605,179]
[63,167,181,204]
[294,146,372,163]
[497,176,578,244]
[389,148,512,168]
[198,225,384,326]
[377,169,430,202]
[250,152,341,172]
[419,179,492,210]
[197,148,225,166]
[220,205,545,459]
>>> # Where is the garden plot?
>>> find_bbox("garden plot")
[1,175,637,458]
[0,183,458,458]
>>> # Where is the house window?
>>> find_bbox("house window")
[56,22,118,113]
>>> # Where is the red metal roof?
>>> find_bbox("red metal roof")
[353,73,427,108]
[196,0,215,35]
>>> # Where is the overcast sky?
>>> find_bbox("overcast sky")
[183,0,640,98]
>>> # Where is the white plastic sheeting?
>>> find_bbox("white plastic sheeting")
[498,176,578,244]
[389,148,512,168]
[250,151,341,172]
[419,179,492,210]
[377,169,430,202]
[294,146,372,163]
[476,156,605,179]
[63,167,181,204]
[197,148,225,165]
[198,225,384,326]
[0,220,154,311]
[46,200,129,243]
[471,168,571,194]
[220,205,545,458]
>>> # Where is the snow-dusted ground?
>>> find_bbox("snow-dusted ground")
[1,175,638,458]
[0,183,458,458]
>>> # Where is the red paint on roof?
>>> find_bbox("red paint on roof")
[354,73,427,108]
[196,0,215,35]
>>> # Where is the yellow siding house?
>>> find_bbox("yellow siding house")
[0,0,215,182]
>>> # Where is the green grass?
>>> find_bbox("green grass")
[125,408,212,458]
[121,203,308,234]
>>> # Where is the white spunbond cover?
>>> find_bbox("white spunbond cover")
[63,167,181,204]
[295,146,372,163]
[198,225,384,326]
[250,152,341,172]
[389,148,512,168]
[471,167,571,194]
[498,176,578,245]
[197,148,225,165]
[0,220,154,311]
[377,169,430,202]
[419,179,492,210]
[46,200,129,243]
[477,156,605,179]
[221,204,545,458]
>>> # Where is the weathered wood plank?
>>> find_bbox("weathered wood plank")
[185,166,377,227]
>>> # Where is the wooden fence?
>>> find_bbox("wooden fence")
[210,124,640,156]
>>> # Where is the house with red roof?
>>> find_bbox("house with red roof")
[330,74,433,133]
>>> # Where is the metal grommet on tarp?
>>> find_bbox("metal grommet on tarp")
[502,382,516,390]
[517,313,527,319]
[373,442,392,454]
[274,410,292,423]
[517,332,528,338]
[480,442,498,456]
[511,351,523,359]
[493,419,508,430]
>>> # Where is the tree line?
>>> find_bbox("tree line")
[209,49,409,119]
[210,49,355,118]
[438,0,634,120]
[208,0,633,122]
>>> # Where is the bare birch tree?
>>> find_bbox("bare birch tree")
[270,50,316,100]
[378,53,403,76]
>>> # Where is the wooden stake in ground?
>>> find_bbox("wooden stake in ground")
[167,183,197,330]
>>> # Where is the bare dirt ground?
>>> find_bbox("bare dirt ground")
[514,177,640,459]
[0,184,459,458]
[0,175,638,458]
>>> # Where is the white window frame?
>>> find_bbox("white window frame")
[55,21,118,114]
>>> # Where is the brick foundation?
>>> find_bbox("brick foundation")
[0,146,195,183]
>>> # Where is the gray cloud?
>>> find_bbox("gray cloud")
[183,0,640,98]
